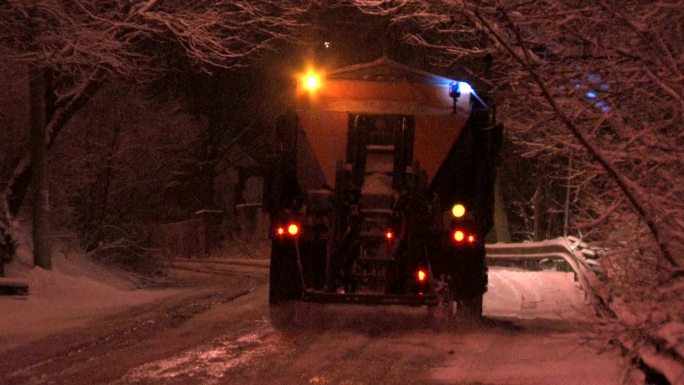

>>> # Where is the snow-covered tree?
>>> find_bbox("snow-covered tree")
[353,0,682,267]
[0,0,311,267]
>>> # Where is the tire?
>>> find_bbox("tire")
[451,245,487,323]
[269,302,298,330]
[455,294,484,324]
[299,239,327,290]
[269,239,303,305]
[427,287,454,330]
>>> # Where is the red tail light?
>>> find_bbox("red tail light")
[275,223,300,237]
[453,230,465,242]
[287,223,299,236]
[468,234,476,243]
[385,230,394,240]
[416,268,427,283]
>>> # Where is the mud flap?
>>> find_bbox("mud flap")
[450,245,488,322]
[269,239,304,304]
[299,239,327,291]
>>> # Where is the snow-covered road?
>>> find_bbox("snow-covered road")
[0,262,625,385]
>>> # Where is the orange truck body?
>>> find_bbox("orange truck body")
[293,58,471,191]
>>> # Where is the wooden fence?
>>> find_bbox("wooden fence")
[149,210,224,259]
[148,204,266,259]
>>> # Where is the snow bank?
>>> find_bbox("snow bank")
[485,267,591,320]
[0,230,177,352]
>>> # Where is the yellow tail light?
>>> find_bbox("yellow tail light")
[451,203,466,218]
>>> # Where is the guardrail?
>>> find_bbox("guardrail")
[486,237,605,310]
[486,237,683,385]
[486,237,603,272]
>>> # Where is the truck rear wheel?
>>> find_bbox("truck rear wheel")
[269,239,303,305]
[456,295,483,324]
[451,248,487,324]
[427,285,454,330]
[300,239,327,290]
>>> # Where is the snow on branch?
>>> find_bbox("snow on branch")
[0,0,313,228]
[0,0,311,77]
[354,0,683,269]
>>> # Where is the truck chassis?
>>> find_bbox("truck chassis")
[264,60,501,321]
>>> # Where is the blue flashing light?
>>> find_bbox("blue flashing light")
[586,73,601,83]
[595,100,611,113]
[445,79,485,110]
[458,81,472,95]
[586,91,598,99]
[449,81,460,99]
[447,81,474,97]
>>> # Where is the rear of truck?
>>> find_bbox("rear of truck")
[264,58,501,319]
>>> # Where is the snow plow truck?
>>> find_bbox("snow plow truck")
[263,58,502,320]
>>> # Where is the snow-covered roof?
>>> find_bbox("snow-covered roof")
[327,57,453,86]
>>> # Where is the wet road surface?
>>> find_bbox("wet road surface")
[0,264,625,385]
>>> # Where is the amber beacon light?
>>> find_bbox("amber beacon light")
[302,70,321,92]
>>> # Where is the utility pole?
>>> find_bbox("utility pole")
[29,67,51,269]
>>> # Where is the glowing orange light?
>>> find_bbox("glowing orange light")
[302,70,321,92]
[287,223,299,236]
[276,227,285,236]
[451,204,466,218]
[453,230,465,242]
[468,234,476,243]
[385,230,394,240]
[306,76,317,89]
[417,269,427,283]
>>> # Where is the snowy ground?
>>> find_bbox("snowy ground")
[0,241,629,385]
[1,256,588,354]
[0,241,183,353]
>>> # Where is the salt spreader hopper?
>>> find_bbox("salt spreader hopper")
[263,58,502,318]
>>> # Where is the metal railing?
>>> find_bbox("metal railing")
[487,237,683,385]
[486,237,605,308]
